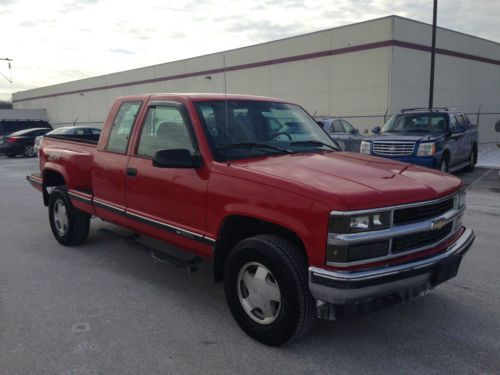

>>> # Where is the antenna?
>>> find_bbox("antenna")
[0,58,13,83]
[223,55,230,166]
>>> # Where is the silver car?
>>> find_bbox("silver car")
[315,117,364,152]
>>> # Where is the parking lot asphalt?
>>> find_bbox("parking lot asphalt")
[0,156,499,375]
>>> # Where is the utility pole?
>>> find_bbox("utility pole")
[429,0,438,110]
[0,57,13,83]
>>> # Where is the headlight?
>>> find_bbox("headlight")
[360,141,371,154]
[454,190,466,209]
[330,211,391,234]
[417,142,435,156]
[328,211,392,263]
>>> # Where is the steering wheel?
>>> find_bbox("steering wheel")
[272,132,292,141]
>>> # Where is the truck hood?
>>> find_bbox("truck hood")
[370,132,446,142]
[230,152,462,210]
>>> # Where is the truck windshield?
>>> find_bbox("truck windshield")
[382,113,449,133]
[195,100,338,161]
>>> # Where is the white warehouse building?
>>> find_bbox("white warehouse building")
[12,16,500,144]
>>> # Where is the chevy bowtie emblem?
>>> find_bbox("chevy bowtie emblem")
[431,218,448,230]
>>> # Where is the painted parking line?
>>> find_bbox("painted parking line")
[467,169,494,190]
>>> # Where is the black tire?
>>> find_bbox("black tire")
[48,186,90,246]
[439,155,449,173]
[465,146,477,172]
[23,144,36,157]
[223,234,314,346]
[6,152,16,158]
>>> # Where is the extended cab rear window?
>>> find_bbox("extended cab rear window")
[106,101,142,153]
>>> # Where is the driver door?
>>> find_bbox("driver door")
[125,101,211,257]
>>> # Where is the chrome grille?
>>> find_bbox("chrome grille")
[393,198,454,225]
[373,141,415,156]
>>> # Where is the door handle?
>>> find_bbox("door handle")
[126,167,137,177]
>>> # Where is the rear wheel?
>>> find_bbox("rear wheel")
[48,186,90,246]
[23,145,36,157]
[465,146,477,172]
[440,156,449,173]
[223,235,314,346]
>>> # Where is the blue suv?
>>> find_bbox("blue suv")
[360,108,478,173]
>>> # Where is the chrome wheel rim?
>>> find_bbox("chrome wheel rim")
[237,262,282,325]
[25,145,35,157]
[53,199,69,236]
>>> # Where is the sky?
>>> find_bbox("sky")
[1,0,499,102]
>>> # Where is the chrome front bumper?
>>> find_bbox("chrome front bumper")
[309,228,475,306]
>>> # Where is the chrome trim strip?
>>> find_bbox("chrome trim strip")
[327,227,459,267]
[68,191,92,204]
[93,199,126,215]
[312,229,474,283]
[326,205,465,268]
[126,211,216,246]
[91,198,216,246]
[373,141,418,144]
[330,188,464,216]
[329,207,462,244]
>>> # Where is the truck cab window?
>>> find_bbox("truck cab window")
[137,106,195,158]
[106,101,142,153]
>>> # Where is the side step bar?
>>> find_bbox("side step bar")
[98,228,202,273]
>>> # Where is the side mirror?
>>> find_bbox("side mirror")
[371,126,381,134]
[153,149,202,168]
[352,128,359,135]
[452,126,465,134]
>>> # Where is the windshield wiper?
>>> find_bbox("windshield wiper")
[217,142,293,154]
[290,140,339,151]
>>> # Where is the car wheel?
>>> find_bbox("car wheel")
[6,152,16,158]
[223,234,314,346]
[23,145,36,157]
[440,157,449,173]
[465,147,476,172]
[48,186,91,246]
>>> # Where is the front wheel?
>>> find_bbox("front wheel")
[439,156,449,173]
[48,186,90,246]
[223,235,314,346]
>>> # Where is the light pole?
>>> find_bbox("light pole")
[429,0,438,110]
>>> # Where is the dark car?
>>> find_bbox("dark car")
[0,120,52,137]
[34,126,101,153]
[0,128,52,157]
[315,117,364,152]
[360,108,478,173]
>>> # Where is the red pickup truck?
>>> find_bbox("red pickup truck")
[28,94,475,345]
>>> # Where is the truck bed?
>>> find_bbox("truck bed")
[45,133,100,145]
[39,136,97,198]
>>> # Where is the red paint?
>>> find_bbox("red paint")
[36,94,465,267]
